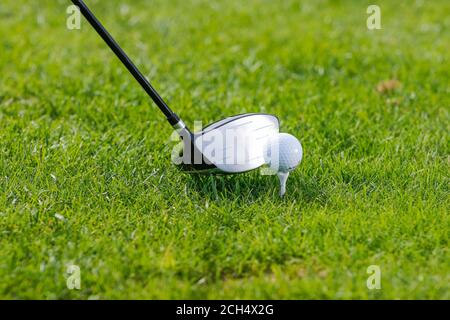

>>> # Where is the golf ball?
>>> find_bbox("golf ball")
[264,133,303,172]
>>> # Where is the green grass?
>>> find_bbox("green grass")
[0,0,449,299]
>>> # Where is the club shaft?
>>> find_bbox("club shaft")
[71,0,182,126]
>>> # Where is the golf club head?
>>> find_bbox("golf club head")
[177,113,279,174]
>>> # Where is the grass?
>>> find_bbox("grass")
[0,0,448,299]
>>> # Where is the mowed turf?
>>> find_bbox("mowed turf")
[0,0,448,299]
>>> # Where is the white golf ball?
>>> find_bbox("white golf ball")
[264,133,303,172]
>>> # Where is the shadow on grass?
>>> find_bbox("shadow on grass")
[181,170,329,206]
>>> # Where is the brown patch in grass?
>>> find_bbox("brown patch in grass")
[318,269,329,278]
[376,79,402,94]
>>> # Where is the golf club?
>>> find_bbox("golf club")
[71,0,302,194]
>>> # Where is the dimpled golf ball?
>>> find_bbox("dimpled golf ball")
[264,133,303,197]
[264,133,303,172]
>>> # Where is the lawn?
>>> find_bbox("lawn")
[0,0,448,299]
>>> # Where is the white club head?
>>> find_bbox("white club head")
[178,113,279,173]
